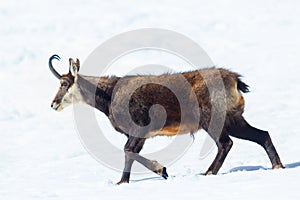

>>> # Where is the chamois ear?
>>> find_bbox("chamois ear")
[69,58,79,77]
[76,58,80,71]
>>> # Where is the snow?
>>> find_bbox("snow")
[1,0,300,199]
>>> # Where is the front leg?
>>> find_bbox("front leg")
[117,155,134,185]
[117,136,145,184]
[117,136,168,185]
[125,151,168,179]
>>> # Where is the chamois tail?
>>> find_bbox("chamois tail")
[237,77,250,93]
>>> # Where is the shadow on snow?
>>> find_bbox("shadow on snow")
[129,162,300,183]
[226,161,300,174]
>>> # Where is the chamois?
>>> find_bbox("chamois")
[49,54,284,184]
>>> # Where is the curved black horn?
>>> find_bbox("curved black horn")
[49,54,62,79]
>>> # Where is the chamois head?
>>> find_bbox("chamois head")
[49,55,82,111]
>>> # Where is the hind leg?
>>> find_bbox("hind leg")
[205,132,233,175]
[228,117,284,169]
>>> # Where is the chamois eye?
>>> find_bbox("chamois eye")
[61,82,68,88]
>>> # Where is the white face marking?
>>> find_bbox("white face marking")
[52,76,84,112]
[60,81,83,109]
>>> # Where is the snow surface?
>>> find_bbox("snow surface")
[1,0,300,199]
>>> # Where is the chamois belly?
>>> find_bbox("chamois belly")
[147,124,202,138]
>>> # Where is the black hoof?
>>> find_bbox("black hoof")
[116,172,130,185]
[154,167,169,179]
[116,180,129,185]
[162,167,168,179]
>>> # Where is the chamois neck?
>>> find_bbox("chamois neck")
[77,74,119,116]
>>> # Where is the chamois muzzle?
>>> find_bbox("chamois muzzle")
[49,54,62,79]
[51,99,63,111]
[51,101,59,110]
